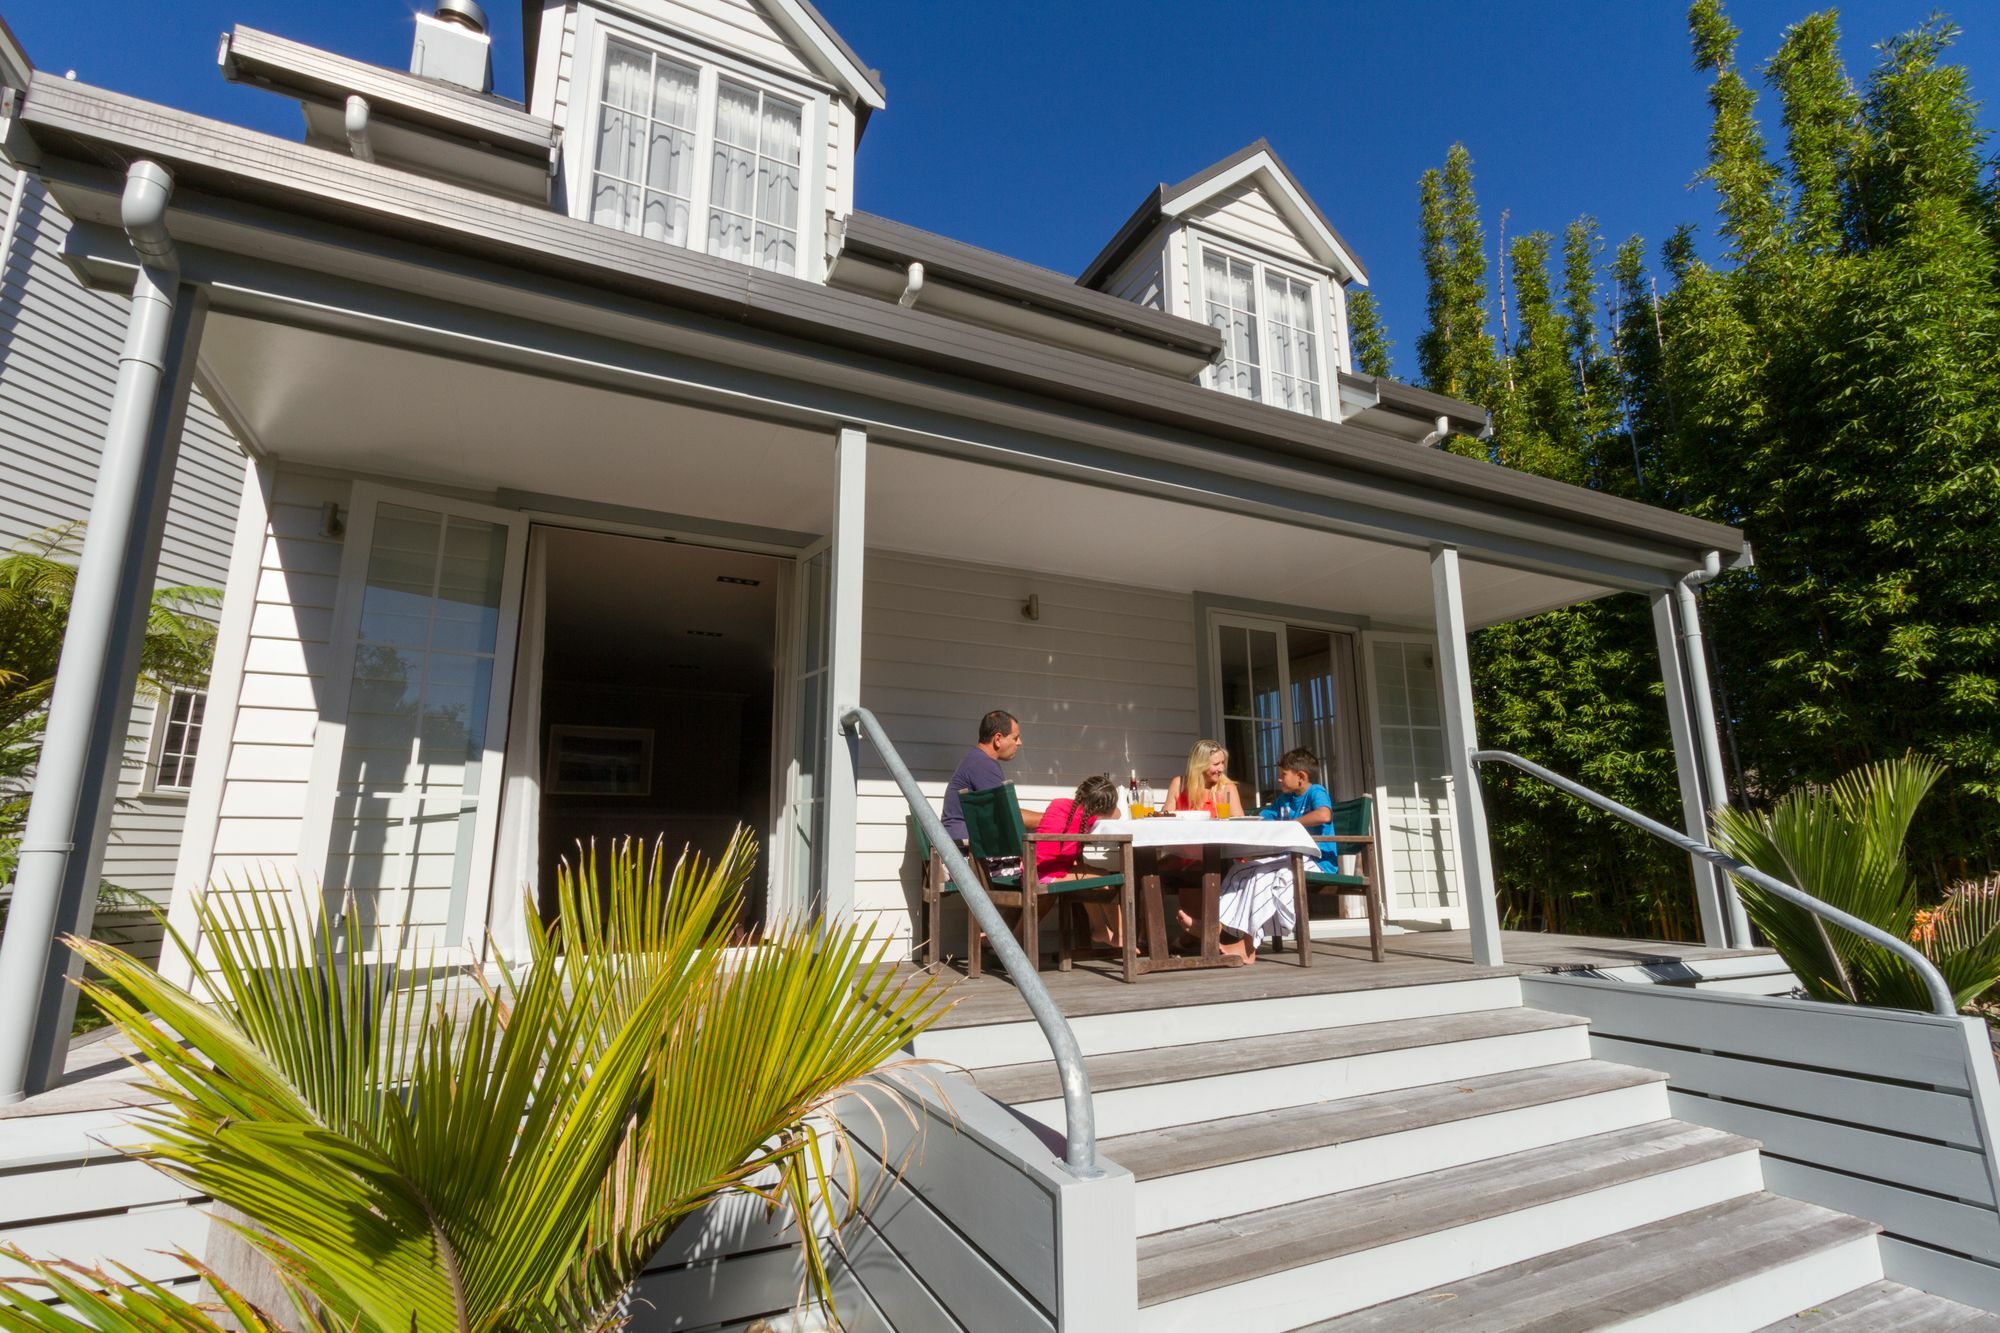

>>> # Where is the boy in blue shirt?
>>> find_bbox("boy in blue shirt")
[1214,747,1336,962]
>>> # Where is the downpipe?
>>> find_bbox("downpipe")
[0,161,180,1105]
[1675,551,1751,946]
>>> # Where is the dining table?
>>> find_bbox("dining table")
[1084,815,1324,972]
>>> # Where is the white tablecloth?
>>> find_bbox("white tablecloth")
[1087,817,1321,859]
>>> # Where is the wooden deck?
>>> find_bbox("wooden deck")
[921,928,1769,1029]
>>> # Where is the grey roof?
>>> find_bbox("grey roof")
[842,211,1222,359]
[222,25,558,164]
[12,74,1744,567]
[1078,138,1371,290]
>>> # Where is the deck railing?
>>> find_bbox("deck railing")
[840,705,1102,1177]
[1474,749,1956,1017]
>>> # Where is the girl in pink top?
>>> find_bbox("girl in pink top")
[1034,774,1121,878]
[1033,774,1123,947]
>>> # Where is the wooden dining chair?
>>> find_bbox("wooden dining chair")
[910,814,981,970]
[1283,796,1385,964]
[959,784,1137,980]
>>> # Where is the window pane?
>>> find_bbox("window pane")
[650,55,698,128]
[755,222,798,274]
[761,95,803,166]
[601,41,649,112]
[326,503,509,951]
[712,142,757,223]
[716,79,760,149]
[643,190,690,246]
[646,124,694,199]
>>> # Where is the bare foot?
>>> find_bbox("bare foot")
[1217,930,1257,964]
[1176,909,1195,931]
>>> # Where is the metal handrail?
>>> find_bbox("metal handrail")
[840,706,1101,1177]
[1474,749,1956,1016]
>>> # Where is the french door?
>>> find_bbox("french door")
[301,485,528,959]
[771,536,832,917]
[1207,612,1367,808]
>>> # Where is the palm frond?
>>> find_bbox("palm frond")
[33,828,952,1331]
[0,1247,335,1332]
[1715,755,1983,1009]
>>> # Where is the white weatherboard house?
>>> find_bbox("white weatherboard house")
[0,18,246,966]
[3,3,2000,1330]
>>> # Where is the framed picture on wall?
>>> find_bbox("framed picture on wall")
[546,725,654,796]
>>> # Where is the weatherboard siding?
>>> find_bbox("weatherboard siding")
[0,156,245,919]
[850,553,1201,943]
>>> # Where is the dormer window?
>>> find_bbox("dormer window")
[1196,238,1326,417]
[587,36,805,277]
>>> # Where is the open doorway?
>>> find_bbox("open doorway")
[532,527,783,925]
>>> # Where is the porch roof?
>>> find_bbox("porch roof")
[9,75,1748,608]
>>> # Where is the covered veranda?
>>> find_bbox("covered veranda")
[0,73,1749,1102]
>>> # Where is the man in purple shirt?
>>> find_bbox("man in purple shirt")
[940,709,1040,847]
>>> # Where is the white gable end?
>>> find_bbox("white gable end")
[1183,180,1322,274]
[540,0,880,282]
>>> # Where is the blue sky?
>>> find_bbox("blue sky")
[7,1,1994,379]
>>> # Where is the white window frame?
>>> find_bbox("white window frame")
[299,483,530,966]
[1189,231,1336,419]
[145,685,208,796]
[1201,608,1368,807]
[568,9,831,280]
[1359,629,1466,928]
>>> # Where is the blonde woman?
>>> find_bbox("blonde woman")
[1165,739,1243,817]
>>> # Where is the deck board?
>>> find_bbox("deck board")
[919,929,1765,1030]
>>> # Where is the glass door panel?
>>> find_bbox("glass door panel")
[781,542,831,916]
[321,501,517,953]
[1217,619,1285,806]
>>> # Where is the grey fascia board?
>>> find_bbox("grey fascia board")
[1337,371,1489,435]
[51,205,1716,590]
[17,75,1744,565]
[843,211,1221,358]
[221,26,558,165]
[0,13,31,95]
[1077,185,1167,291]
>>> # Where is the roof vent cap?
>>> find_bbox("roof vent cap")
[432,0,488,34]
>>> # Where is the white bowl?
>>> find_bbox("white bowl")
[1170,809,1213,821]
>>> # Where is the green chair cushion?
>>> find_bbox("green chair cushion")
[1304,871,1368,889]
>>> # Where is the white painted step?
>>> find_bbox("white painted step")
[915,974,1524,1069]
[1308,1192,1881,1332]
[1135,1120,1764,1333]
[976,1006,1592,1138]
[1109,1059,1670,1235]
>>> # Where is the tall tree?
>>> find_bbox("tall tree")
[1416,144,1498,458]
[1345,287,1394,378]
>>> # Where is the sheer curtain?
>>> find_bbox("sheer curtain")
[487,528,548,961]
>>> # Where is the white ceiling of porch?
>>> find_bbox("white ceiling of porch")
[865,447,1618,630]
[197,312,1621,629]
[197,314,836,537]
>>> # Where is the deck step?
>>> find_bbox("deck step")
[977,1007,1591,1137]
[915,973,1525,1070]
[1135,1119,1762,1332]
[1306,1192,1879,1332]
[1759,1280,2000,1331]
[1109,1060,1669,1235]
